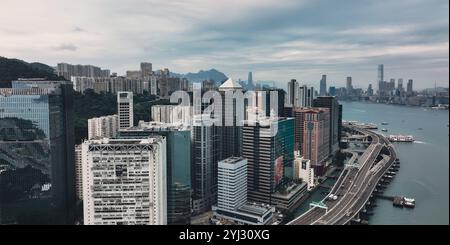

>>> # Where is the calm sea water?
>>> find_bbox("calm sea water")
[290,101,449,225]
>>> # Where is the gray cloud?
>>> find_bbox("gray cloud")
[0,0,447,89]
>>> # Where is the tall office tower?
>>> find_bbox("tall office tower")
[0,79,75,224]
[313,96,340,155]
[346,77,353,95]
[191,115,220,213]
[217,157,248,210]
[367,84,374,96]
[293,152,315,191]
[219,78,244,159]
[117,92,134,130]
[212,157,275,225]
[293,108,306,152]
[242,117,295,204]
[140,62,153,78]
[87,114,119,140]
[151,105,192,124]
[82,137,167,225]
[378,64,384,83]
[255,88,286,117]
[74,144,83,201]
[287,79,299,107]
[119,122,191,224]
[407,79,414,96]
[301,108,330,176]
[320,75,327,96]
[297,85,315,108]
[377,64,384,95]
[247,72,255,90]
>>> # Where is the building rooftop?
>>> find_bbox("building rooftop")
[237,203,274,216]
[220,157,246,164]
[219,78,242,90]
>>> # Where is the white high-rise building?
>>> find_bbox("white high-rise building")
[118,91,134,130]
[293,152,315,191]
[151,105,192,124]
[82,137,167,225]
[75,144,83,200]
[212,157,275,225]
[217,157,248,211]
[88,114,119,140]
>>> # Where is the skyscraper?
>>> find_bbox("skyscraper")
[0,79,75,224]
[247,72,255,90]
[117,91,133,130]
[407,79,414,96]
[255,88,286,117]
[346,77,353,95]
[82,137,167,225]
[313,96,340,155]
[287,79,299,107]
[378,64,384,96]
[191,115,220,213]
[219,78,244,159]
[242,117,295,205]
[298,85,315,108]
[140,62,153,79]
[217,157,248,211]
[378,64,384,83]
[119,122,192,225]
[212,157,275,225]
[301,108,330,176]
[320,75,327,96]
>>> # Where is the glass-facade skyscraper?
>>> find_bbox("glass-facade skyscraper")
[0,79,75,224]
[242,117,294,205]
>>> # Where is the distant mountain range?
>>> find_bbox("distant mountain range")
[0,57,61,87]
[171,69,228,84]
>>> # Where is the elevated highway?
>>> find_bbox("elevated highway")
[287,124,397,225]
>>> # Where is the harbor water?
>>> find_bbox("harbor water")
[290,101,449,225]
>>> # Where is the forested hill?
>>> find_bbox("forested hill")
[0,56,62,87]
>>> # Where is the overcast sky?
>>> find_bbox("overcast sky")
[0,0,448,89]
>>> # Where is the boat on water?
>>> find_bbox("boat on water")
[381,122,389,125]
[388,135,415,142]
[381,128,388,132]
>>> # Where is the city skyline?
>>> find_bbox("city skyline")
[0,0,448,89]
